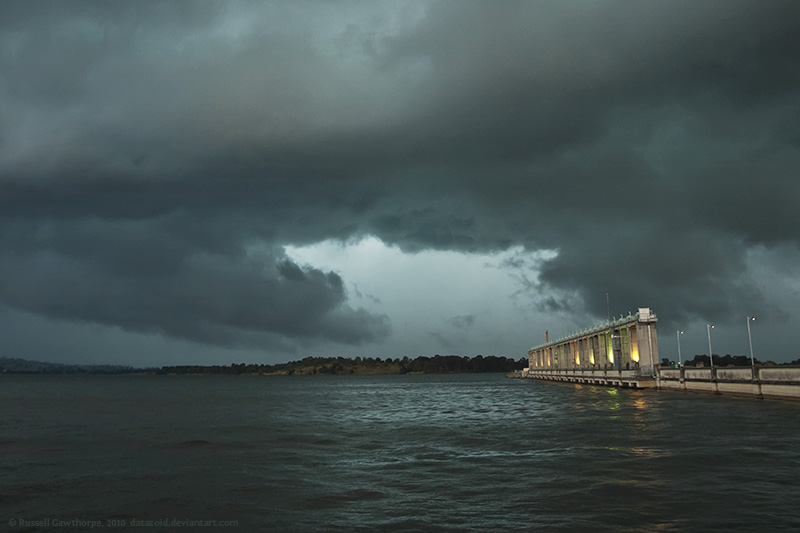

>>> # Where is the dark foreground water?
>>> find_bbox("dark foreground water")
[2,373,800,532]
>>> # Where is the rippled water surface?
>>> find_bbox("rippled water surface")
[3,373,800,531]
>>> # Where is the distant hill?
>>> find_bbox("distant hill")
[0,357,140,374]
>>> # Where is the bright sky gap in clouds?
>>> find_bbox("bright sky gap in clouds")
[1,1,799,365]
[285,237,562,359]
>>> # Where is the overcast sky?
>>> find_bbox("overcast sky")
[2,1,799,367]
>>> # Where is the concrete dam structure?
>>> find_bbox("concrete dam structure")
[526,308,660,389]
[522,307,800,400]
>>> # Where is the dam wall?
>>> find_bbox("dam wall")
[520,365,800,400]
[656,366,800,399]
[525,368,657,389]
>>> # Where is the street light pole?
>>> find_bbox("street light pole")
[706,324,715,376]
[747,316,756,379]
[676,330,683,366]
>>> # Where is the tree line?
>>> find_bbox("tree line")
[0,357,139,374]
[661,354,800,367]
[157,354,528,376]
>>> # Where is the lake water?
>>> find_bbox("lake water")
[2,373,799,531]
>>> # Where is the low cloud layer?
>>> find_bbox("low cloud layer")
[1,1,799,362]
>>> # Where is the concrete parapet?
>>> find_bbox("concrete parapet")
[656,366,800,400]
[716,368,753,381]
[684,368,712,381]
[759,367,800,382]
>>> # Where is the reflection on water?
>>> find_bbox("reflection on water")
[630,446,661,458]
[633,395,649,410]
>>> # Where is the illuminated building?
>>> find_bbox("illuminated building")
[527,308,659,381]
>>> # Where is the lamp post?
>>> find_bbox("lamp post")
[747,316,756,379]
[706,324,715,376]
[676,330,684,366]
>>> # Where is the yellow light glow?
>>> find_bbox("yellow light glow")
[631,347,639,363]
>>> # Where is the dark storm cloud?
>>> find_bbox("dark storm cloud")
[0,216,389,347]
[370,0,800,327]
[1,1,799,355]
